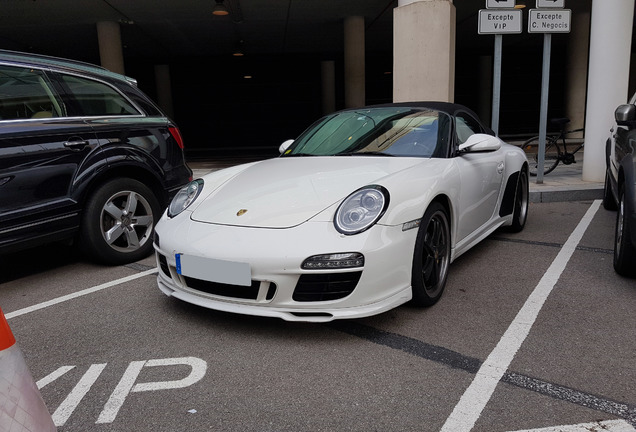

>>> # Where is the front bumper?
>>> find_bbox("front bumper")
[153,214,417,322]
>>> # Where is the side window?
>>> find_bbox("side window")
[455,112,483,144]
[0,65,64,120]
[58,74,140,116]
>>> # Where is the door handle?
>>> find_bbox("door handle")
[64,140,89,150]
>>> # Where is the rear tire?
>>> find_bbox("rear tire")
[521,136,560,176]
[507,168,529,233]
[614,188,636,277]
[411,202,450,306]
[79,178,161,265]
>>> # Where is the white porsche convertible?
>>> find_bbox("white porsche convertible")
[154,102,529,322]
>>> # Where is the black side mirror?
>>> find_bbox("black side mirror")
[615,104,636,127]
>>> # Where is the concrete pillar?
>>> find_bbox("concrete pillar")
[344,16,365,108]
[97,21,125,75]
[321,60,336,115]
[154,65,174,119]
[393,0,456,103]
[583,0,635,182]
[565,11,591,139]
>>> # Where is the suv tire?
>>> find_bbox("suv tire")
[614,187,636,277]
[79,178,161,265]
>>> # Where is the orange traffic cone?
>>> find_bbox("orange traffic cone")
[0,307,56,431]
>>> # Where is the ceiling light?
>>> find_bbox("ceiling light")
[233,40,245,56]
[212,0,229,16]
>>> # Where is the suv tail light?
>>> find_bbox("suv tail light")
[169,126,185,150]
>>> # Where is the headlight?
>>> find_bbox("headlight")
[334,186,389,235]
[168,179,204,218]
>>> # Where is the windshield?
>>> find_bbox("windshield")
[283,107,450,158]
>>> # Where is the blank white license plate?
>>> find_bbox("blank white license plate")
[176,254,252,287]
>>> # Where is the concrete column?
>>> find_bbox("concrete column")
[321,60,336,115]
[393,0,456,103]
[583,0,635,182]
[154,64,174,119]
[565,11,591,139]
[97,21,125,75]
[344,16,365,108]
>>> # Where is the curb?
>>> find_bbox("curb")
[0,308,56,431]
[529,186,604,203]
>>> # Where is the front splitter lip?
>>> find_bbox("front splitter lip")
[153,214,417,321]
[157,275,412,323]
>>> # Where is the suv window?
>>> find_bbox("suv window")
[59,74,139,116]
[0,65,64,120]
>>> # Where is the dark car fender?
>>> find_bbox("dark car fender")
[605,137,619,202]
[70,144,168,208]
[618,153,636,248]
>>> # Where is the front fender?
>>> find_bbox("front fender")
[377,159,460,227]
[619,154,636,248]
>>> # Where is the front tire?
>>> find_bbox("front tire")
[614,188,636,277]
[603,170,617,210]
[521,136,560,176]
[411,202,451,306]
[79,178,161,265]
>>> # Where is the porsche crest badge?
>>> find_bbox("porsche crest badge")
[236,209,248,216]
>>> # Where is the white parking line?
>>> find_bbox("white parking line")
[508,419,636,431]
[51,363,107,427]
[37,365,75,389]
[5,269,157,320]
[440,200,602,432]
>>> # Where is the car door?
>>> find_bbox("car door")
[0,64,101,249]
[452,111,505,242]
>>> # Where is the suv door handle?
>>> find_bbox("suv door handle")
[64,139,89,150]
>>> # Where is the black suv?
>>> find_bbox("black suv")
[0,50,192,264]
[604,93,636,277]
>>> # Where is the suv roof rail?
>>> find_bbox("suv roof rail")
[0,49,138,86]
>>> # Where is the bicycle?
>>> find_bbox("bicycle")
[521,118,585,176]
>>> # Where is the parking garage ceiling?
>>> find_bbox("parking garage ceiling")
[1,0,595,63]
[0,0,395,61]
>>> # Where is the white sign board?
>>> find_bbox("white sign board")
[536,0,565,7]
[486,0,516,8]
[478,9,523,34]
[528,9,571,33]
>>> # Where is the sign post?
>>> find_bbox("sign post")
[528,1,571,183]
[478,3,522,136]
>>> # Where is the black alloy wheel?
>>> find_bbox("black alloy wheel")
[411,202,450,306]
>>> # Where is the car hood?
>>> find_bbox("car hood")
[190,156,425,228]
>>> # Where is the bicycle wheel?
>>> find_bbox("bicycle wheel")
[521,136,560,176]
